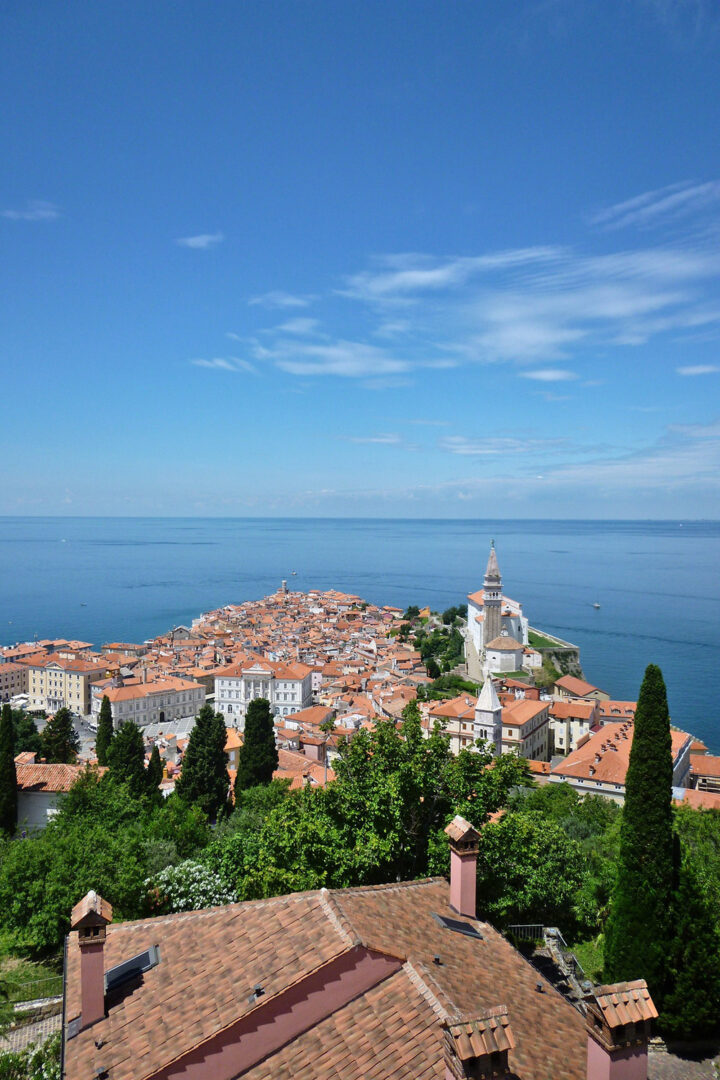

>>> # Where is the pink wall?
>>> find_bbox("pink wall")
[147,947,402,1080]
[449,848,476,918]
[79,941,105,1030]
[587,1035,648,1080]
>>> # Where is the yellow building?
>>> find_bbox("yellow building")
[27,653,107,715]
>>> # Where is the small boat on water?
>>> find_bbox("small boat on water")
[592,602,601,609]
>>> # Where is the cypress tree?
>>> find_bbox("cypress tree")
[234,698,278,796]
[107,720,147,798]
[40,707,80,763]
[0,704,17,837]
[95,695,114,766]
[146,744,164,799]
[176,705,229,819]
[604,664,673,1003]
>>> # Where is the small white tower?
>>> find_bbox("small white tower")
[474,678,503,756]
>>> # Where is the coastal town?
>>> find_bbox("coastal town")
[1,545,719,1080]
[2,544,718,828]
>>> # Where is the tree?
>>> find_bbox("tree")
[475,811,587,928]
[403,605,420,621]
[234,699,278,795]
[0,704,17,838]
[11,710,41,756]
[604,664,674,1004]
[176,705,229,819]
[426,658,440,680]
[40,707,80,764]
[147,744,163,792]
[107,721,147,798]
[95,695,114,766]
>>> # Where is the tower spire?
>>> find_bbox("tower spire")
[483,540,503,645]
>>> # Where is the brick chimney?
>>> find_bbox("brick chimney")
[585,979,657,1080]
[70,891,113,1030]
[444,815,480,919]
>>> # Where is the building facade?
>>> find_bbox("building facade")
[466,543,529,681]
[90,675,205,729]
[215,657,313,727]
[27,654,107,715]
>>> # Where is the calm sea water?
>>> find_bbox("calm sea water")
[1,517,718,751]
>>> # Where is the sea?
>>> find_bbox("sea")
[1,517,718,752]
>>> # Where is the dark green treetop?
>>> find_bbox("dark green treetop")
[176,704,229,819]
[95,695,114,766]
[40,707,80,764]
[234,698,278,796]
[0,704,17,837]
[107,720,148,799]
[604,664,674,1004]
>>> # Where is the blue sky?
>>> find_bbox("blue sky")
[1,0,719,518]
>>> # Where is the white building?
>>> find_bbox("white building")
[90,675,205,729]
[215,656,313,728]
[466,544,529,681]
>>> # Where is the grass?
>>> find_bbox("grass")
[0,932,63,1003]
[569,937,605,983]
[528,630,560,649]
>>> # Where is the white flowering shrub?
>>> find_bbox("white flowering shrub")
[146,860,236,914]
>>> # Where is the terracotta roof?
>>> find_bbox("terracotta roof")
[551,723,691,787]
[690,753,720,778]
[555,675,603,697]
[16,762,105,793]
[485,636,523,651]
[444,815,480,844]
[445,1006,514,1060]
[676,788,720,810]
[64,878,586,1080]
[590,980,658,1027]
[70,891,113,930]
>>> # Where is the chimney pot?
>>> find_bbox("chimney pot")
[70,891,112,1030]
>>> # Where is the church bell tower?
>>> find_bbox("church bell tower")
[483,540,502,647]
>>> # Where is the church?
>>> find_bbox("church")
[465,541,529,681]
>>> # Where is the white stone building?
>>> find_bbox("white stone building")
[466,544,529,680]
[215,657,313,728]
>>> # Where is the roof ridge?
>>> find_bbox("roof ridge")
[318,889,359,948]
[402,960,454,1022]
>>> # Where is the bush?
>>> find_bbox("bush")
[146,861,236,914]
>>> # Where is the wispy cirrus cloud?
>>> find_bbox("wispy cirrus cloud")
[347,433,402,445]
[176,231,224,249]
[248,290,313,309]
[590,180,720,231]
[190,356,257,373]
[676,364,720,375]
[440,434,567,456]
[2,200,60,221]
[263,340,411,378]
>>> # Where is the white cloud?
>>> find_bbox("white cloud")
[440,434,567,456]
[518,368,578,382]
[248,290,313,308]
[190,357,257,373]
[348,433,402,445]
[676,364,720,375]
[2,200,60,221]
[590,180,720,230]
[176,232,224,249]
[276,317,320,335]
[272,341,410,378]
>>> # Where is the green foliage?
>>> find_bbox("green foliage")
[147,744,163,795]
[475,811,587,928]
[0,706,17,838]
[442,605,467,626]
[403,605,420,621]
[421,673,480,701]
[234,699,277,795]
[10,712,41,757]
[146,860,236,914]
[0,771,210,955]
[95,695,114,766]
[425,657,440,680]
[39,708,79,764]
[0,1032,61,1079]
[533,656,561,688]
[211,711,529,902]
[106,721,147,798]
[415,624,464,671]
[527,630,558,649]
[604,664,674,1004]
[176,705,229,819]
